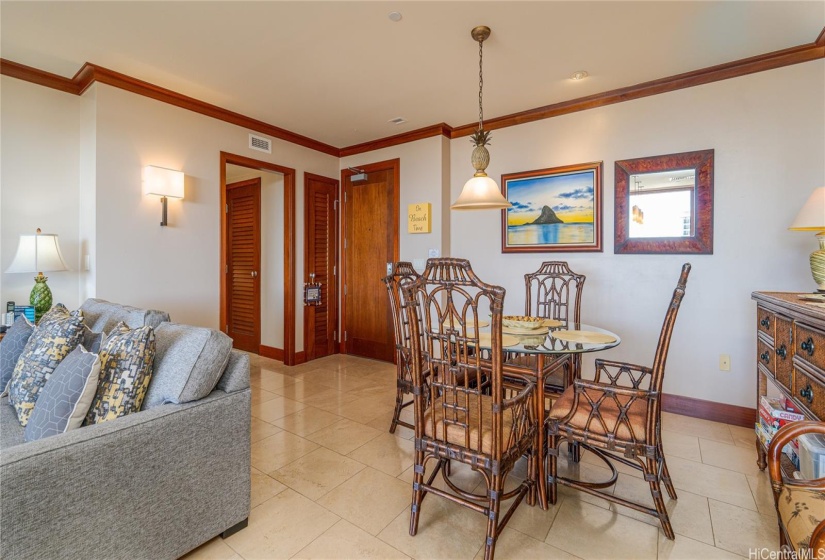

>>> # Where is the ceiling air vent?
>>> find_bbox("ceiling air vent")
[248,133,272,154]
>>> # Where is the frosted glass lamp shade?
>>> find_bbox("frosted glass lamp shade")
[451,175,512,210]
[6,232,69,273]
[143,166,184,199]
[790,187,825,231]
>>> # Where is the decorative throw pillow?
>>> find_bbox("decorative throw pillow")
[81,324,103,354]
[85,322,155,424]
[142,323,232,409]
[8,304,85,426]
[0,316,35,396]
[24,345,101,442]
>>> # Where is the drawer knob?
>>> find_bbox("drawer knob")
[801,337,815,356]
[760,352,770,364]
[760,317,770,328]
[800,384,814,404]
[776,344,787,359]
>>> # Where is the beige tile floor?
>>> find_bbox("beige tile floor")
[183,353,778,560]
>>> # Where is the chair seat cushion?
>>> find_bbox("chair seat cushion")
[422,392,516,455]
[778,485,825,552]
[549,385,648,443]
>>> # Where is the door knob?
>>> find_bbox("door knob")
[251,271,258,278]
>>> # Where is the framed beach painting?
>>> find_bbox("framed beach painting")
[501,162,603,253]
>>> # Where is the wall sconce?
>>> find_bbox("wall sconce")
[143,165,184,226]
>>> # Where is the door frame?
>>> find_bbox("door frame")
[303,172,340,361]
[340,158,400,355]
[220,151,298,365]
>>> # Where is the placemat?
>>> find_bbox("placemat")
[551,330,617,344]
[477,333,519,347]
[542,319,563,328]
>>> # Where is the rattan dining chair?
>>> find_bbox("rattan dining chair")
[547,263,691,540]
[402,258,538,560]
[382,261,422,434]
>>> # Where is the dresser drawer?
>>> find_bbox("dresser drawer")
[775,316,794,391]
[756,307,774,339]
[794,324,825,371]
[757,338,775,375]
[792,365,825,419]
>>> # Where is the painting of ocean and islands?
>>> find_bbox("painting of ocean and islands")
[502,163,602,252]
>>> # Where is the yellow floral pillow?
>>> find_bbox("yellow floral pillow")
[8,304,85,426]
[85,322,155,424]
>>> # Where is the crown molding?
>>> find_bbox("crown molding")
[2,26,823,157]
[450,36,825,139]
[339,124,452,158]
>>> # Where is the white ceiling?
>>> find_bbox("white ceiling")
[1,1,822,148]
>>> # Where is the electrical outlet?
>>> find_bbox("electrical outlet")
[719,354,731,371]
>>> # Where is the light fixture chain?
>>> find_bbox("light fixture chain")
[478,37,484,131]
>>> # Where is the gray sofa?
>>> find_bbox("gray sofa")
[0,299,251,560]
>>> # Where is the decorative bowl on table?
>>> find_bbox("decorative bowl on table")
[501,315,544,330]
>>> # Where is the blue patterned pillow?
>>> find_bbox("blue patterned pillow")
[8,304,85,426]
[85,322,155,424]
[0,316,35,395]
[24,345,101,441]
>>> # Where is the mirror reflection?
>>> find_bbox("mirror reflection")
[629,169,694,238]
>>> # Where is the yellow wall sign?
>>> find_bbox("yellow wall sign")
[408,203,431,233]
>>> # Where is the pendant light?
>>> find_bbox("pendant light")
[451,26,512,211]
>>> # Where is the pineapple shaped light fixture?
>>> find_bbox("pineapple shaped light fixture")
[451,26,512,210]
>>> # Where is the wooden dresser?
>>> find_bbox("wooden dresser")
[752,292,825,469]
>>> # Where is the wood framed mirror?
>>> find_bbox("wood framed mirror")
[614,149,714,254]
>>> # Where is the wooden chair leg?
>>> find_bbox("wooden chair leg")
[484,477,502,560]
[389,387,405,434]
[409,452,425,536]
[547,433,559,505]
[659,447,677,500]
[646,458,675,540]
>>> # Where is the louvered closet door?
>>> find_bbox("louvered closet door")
[227,179,261,353]
[305,175,338,361]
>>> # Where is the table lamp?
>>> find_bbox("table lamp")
[5,228,69,322]
[790,186,825,292]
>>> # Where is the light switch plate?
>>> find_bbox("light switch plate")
[413,259,426,270]
[428,248,440,258]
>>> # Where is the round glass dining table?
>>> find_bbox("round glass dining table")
[475,322,621,510]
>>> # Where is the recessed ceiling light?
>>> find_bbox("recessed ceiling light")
[388,117,407,125]
[570,71,589,81]
[388,11,402,22]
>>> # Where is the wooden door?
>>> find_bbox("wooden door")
[342,159,399,362]
[304,173,338,361]
[226,178,261,352]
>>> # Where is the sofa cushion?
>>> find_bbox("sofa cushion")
[81,324,103,354]
[8,304,85,426]
[80,298,169,334]
[217,350,250,394]
[85,323,155,424]
[142,323,233,409]
[24,345,101,442]
[0,315,35,395]
[0,397,24,449]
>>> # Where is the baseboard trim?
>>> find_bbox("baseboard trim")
[294,351,306,365]
[259,345,284,361]
[662,393,756,428]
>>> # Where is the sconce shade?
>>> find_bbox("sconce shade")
[790,187,825,231]
[143,165,184,199]
[451,174,512,210]
[6,231,69,274]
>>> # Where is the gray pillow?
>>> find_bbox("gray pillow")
[81,324,103,354]
[0,316,35,395]
[24,345,101,442]
[142,323,232,409]
[79,298,170,334]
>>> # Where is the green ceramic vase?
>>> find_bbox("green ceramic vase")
[30,273,53,323]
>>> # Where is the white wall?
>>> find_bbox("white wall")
[450,60,825,407]
[92,84,339,350]
[0,77,82,310]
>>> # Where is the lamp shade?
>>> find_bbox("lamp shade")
[790,187,825,231]
[451,175,512,210]
[143,165,184,199]
[6,232,69,273]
